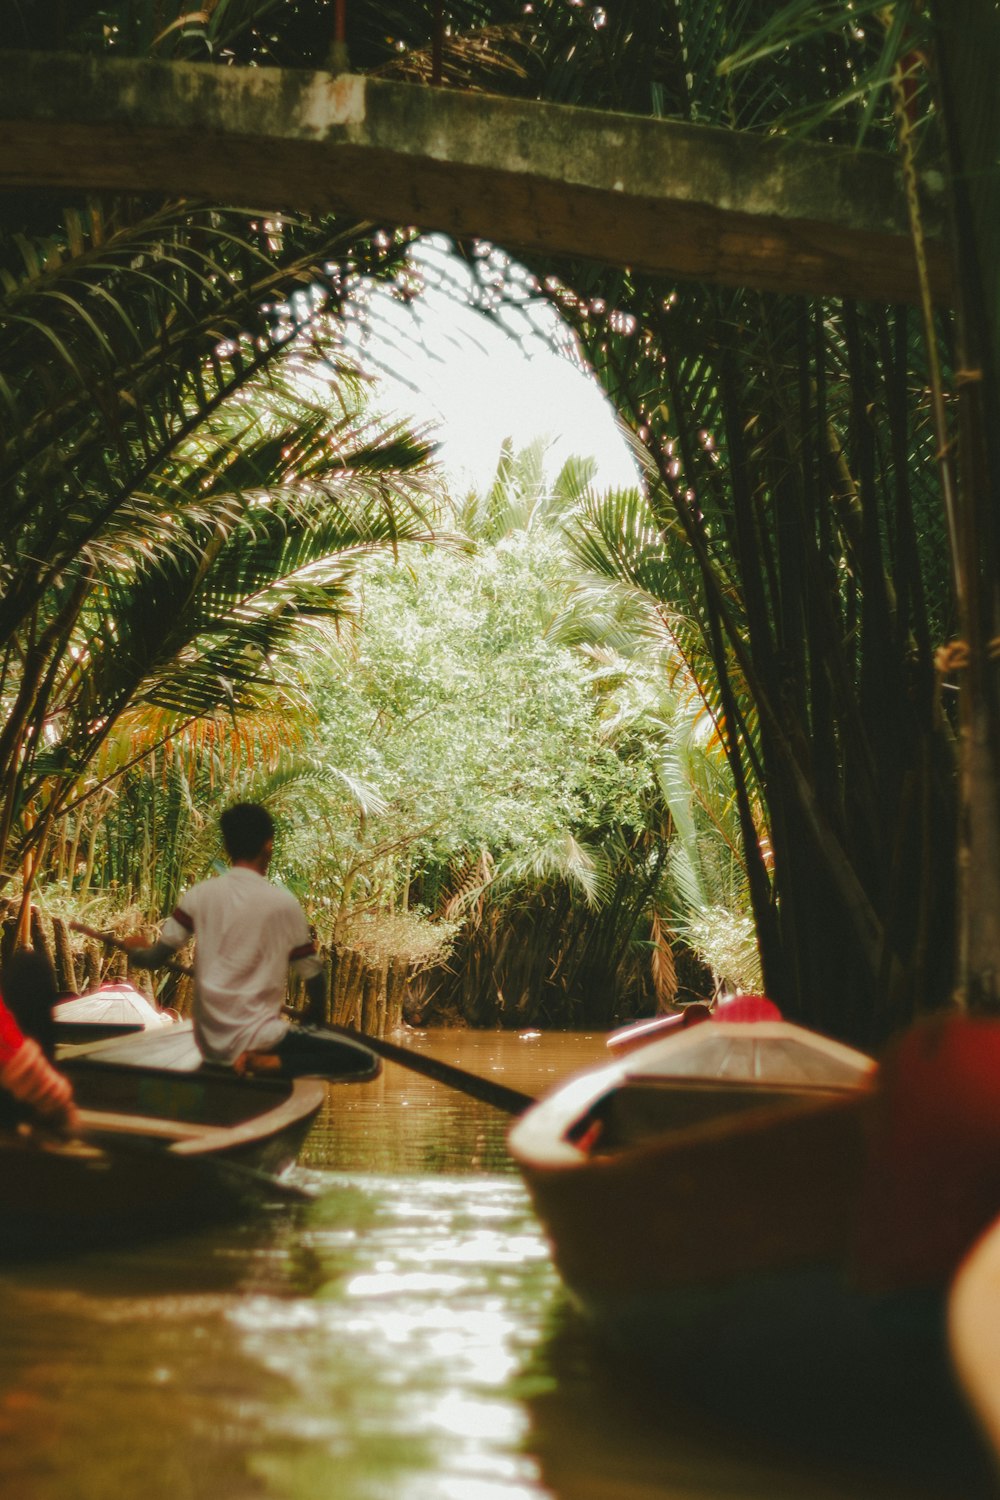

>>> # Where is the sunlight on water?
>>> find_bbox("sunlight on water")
[222,1174,554,1500]
[0,1180,556,1500]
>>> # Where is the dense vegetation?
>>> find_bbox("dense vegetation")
[2,1,998,1042]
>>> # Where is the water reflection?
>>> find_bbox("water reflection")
[0,1033,993,1500]
[223,1174,553,1500]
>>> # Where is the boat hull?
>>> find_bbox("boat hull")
[518,1090,868,1312]
[0,1129,268,1260]
[56,1018,378,1176]
[54,1020,146,1045]
[2,1021,381,1258]
[511,1015,1000,1482]
[63,1055,325,1178]
[507,1020,913,1380]
[515,1090,969,1428]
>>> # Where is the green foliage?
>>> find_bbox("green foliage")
[68,447,731,1025]
[295,524,658,914]
[341,0,962,1040]
[0,192,438,904]
[719,0,930,143]
[553,474,765,994]
[13,0,997,1030]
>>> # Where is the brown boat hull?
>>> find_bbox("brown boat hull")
[58,1021,341,1177]
[507,1019,927,1383]
[518,1092,869,1298]
[0,1130,275,1259]
[514,1087,957,1407]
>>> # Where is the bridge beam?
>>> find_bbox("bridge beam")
[0,50,950,305]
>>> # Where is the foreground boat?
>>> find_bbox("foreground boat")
[509,1014,974,1420]
[510,1016,877,1358]
[0,1123,301,1259]
[510,1007,1000,1444]
[58,1019,376,1178]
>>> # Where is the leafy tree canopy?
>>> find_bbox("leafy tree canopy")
[285,490,661,921]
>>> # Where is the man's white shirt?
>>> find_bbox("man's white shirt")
[160,866,322,1063]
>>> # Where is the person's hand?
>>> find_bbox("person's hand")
[43,1095,80,1139]
[0,1039,79,1137]
[121,933,159,964]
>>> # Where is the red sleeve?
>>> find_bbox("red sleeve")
[0,998,25,1067]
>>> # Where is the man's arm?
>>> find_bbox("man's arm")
[122,936,178,970]
[122,902,193,970]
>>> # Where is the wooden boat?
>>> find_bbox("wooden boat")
[58,1019,377,1179]
[604,1003,714,1055]
[511,1009,1000,1427]
[53,981,179,1044]
[72,1061,326,1180]
[58,1014,380,1078]
[605,993,782,1055]
[509,1014,930,1399]
[2,1020,381,1259]
[0,1123,297,1259]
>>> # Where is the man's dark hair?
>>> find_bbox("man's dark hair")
[220,802,275,861]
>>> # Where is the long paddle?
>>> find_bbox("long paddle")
[292,1017,536,1116]
[70,921,535,1116]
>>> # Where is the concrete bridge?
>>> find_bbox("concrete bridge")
[0,49,950,305]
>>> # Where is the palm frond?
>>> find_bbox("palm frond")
[491,832,610,909]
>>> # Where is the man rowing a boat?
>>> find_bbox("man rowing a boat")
[124,802,351,1077]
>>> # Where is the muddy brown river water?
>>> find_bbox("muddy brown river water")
[0,1030,995,1500]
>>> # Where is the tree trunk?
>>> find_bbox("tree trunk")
[360,964,381,1035]
[28,906,54,973]
[83,941,101,991]
[51,915,79,996]
[333,947,365,1027]
[931,2,1000,1009]
[385,959,408,1034]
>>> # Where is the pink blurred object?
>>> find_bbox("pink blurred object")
[713,993,782,1024]
[606,993,781,1055]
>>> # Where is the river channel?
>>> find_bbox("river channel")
[0,1030,995,1500]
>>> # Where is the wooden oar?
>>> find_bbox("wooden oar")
[70,920,535,1114]
[293,1017,536,1117]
